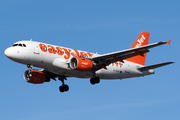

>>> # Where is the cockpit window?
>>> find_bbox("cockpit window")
[12,44,18,47]
[19,44,22,47]
[23,44,26,47]
[12,43,26,47]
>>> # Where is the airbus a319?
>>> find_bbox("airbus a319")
[4,32,174,92]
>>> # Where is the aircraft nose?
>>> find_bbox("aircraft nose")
[4,47,13,58]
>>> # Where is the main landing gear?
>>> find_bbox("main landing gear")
[90,77,100,85]
[58,76,100,92]
[58,76,69,93]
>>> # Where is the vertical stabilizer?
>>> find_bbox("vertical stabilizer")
[126,32,150,66]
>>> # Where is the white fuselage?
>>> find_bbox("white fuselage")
[4,41,154,80]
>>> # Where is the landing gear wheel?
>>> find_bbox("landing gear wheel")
[64,85,69,91]
[59,85,69,92]
[90,77,100,85]
[58,76,69,93]
[59,86,64,92]
[95,77,100,84]
[90,78,96,85]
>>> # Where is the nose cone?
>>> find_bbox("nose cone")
[4,47,13,59]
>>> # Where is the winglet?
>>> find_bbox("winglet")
[166,40,171,46]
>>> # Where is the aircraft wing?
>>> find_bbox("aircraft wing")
[92,40,171,66]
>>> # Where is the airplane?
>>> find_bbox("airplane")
[4,32,174,92]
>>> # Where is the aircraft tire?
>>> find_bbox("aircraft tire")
[90,77,100,85]
[90,78,96,85]
[59,85,69,92]
[59,86,64,92]
[95,77,100,84]
[64,85,69,91]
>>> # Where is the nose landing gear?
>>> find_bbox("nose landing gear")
[27,64,33,69]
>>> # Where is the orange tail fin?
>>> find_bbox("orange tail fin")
[126,31,150,66]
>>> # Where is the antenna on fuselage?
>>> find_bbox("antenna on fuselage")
[30,39,32,41]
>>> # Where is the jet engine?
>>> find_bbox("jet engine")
[70,57,93,71]
[23,69,50,84]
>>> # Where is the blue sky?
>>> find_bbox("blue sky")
[0,0,179,120]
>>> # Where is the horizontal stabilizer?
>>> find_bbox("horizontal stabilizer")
[137,62,174,71]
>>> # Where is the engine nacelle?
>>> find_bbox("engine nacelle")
[70,57,93,71]
[23,70,49,84]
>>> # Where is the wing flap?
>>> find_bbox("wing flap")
[137,62,174,71]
